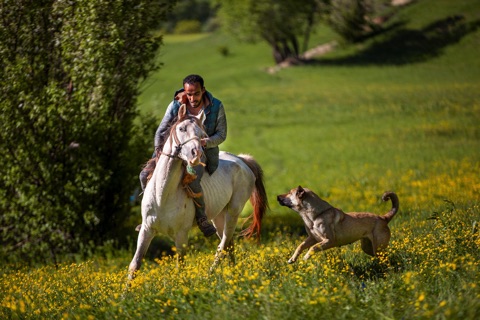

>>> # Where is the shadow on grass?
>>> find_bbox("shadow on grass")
[347,251,407,280]
[312,15,480,66]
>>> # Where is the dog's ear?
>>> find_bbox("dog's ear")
[296,186,305,199]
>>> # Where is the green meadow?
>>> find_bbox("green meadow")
[1,0,479,319]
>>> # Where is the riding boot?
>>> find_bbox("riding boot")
[188,163,216,237]
[193,193,217,237]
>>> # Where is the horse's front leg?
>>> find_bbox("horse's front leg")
[128,226,155,280]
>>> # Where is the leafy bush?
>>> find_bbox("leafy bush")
[174,19,202,34]
[0,0,173,264]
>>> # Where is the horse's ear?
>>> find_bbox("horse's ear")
[178,104,187,119]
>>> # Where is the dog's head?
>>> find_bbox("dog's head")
[277,186,332,214]
[277,185,304,209]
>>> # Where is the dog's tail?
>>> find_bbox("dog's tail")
[382,191,399,222]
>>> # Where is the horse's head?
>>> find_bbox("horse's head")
[168,104,206,167]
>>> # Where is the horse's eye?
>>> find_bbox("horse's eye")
[179,126,186,132]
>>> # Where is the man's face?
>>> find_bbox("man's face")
[184,82,205,108]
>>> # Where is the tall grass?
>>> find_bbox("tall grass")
[1,0,479,318]
[1,196,479,319]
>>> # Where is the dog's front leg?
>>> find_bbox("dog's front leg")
[289,236,317,264]
[303,238,333,261]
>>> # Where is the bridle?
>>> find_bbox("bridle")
[161,117,205,160]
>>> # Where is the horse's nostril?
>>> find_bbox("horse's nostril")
[192,149,196,156]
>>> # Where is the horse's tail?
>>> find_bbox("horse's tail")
[382,191,399,223]
[237,154,269,242]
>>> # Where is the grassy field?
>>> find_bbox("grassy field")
[1,0,480,319]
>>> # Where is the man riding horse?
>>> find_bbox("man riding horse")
[139,74,227,237]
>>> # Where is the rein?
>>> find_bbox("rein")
[161,118,203,160]
[161,136,200,159]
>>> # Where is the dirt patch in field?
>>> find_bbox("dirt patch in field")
[267,41,338,74]
[391,0,414,6]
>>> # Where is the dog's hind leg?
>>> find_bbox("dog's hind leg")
[362,226,391,256]
[289,236,317,264]
[375,228,391,252]
[360,238,375,256]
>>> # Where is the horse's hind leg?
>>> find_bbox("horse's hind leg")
[128,227,155,279]
[210,207,240,272]
[208,239,235,274]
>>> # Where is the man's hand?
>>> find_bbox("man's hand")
[175,91,188,105]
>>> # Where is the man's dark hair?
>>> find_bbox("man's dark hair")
[183,74,204,88]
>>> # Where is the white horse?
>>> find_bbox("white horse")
[128,105,268,278]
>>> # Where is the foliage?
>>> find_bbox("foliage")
[327,0,375,42]
[0,0,174,264]
[215,0,324,64]
[160,0,217,34]
[174,19,202,34]
[215,0,392,63]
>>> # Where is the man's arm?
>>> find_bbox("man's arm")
[205,103,227,149]
[154,101,177,150]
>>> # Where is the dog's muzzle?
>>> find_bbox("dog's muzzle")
[277,195,292,208]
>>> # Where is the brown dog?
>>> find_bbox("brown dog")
[277,186,399,263]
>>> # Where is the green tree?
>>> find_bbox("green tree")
[328,0,381,43]
[216,0,323,64]
[0,0,174,264]
[215,0,387,64]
